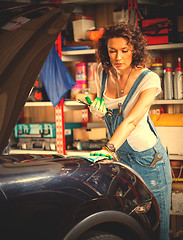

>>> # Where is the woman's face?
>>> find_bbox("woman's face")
[107,37,133,72]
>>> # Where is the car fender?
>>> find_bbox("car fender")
[63,210,149,240]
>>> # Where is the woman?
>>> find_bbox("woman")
[89,23,172,240]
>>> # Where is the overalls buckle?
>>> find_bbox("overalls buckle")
[117,103,123,116]
[106,109,113,116]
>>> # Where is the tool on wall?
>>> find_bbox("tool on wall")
[128,0,138,25]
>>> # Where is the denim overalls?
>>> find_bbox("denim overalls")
[101,69,172,240]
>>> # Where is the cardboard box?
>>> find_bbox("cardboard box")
[172,182,183,192]
[73,128,107,141]
[172,191,183,212]
[156,126,183,155]
[65,110,83,123]
[72,19,95,42]
[14,123,56,138]
[113,10,128,24]
[76,93,97,102]
[65,122,82,150]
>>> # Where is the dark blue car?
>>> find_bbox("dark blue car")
[0,153,159,240]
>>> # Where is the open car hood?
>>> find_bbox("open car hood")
[0,2,73,154]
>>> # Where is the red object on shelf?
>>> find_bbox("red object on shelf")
[142,18,170,45]
[34,80,39,87]
[81,109,89,127]
[88,30,104,41]
[128,0,138,26]
[55,98,66,155]
[34,91,42,100]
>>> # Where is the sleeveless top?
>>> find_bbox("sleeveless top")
[98,66,161,151]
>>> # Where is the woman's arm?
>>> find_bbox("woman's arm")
[108,87,157,151]
[94,63,103,97]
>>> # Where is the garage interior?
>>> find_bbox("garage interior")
[4,0,183,239]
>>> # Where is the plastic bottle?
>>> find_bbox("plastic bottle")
[164,63,173,100]
[151,63,164,99]
[75,62,87,89]
[174,58,183,99]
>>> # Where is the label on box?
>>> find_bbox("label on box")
[65,129,72,136]
[172,192,183,212]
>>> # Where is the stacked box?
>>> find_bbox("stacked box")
[14,123,82,150]
[14,123,56,138]
[72,18,95,42]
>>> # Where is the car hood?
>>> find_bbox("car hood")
[0,2,73,154]
[0,153,153,204]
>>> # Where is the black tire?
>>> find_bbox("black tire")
[79,230,124,240]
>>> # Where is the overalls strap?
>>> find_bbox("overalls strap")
[121,69,150,111]
[100,70,107,99]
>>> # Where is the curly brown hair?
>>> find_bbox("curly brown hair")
[97,23,152,71]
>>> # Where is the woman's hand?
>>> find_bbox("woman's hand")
[90,146,118,163]
[86,97,107,118]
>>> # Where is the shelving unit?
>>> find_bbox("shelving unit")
[25,100,86,111]
[12,100,183,162]
[62,49,96,62]
[170,210,183,216]
[146,43,183,51]
[10,148,91,156]
[17,35,183,161]
[62,43,183,61]
[154,99,183,105]
[24,99,183,108]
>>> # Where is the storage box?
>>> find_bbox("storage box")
[72,18,95,42]
[14,123,56,138]
[73,128,107,141]
[113,9,128,24]
[15,123,82,150]
[142,18,170,45]
[65,122,82,149]
[17,138,56,151]
[155,126,183,155]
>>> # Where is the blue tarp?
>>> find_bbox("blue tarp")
[40,45,76,107]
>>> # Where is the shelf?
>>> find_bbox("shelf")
[153,99,183,105]
[170,210,183,216]
[9,149,90,157]
[61,0,160,5]
[64,100,86,111]
[62,49,96,62]
[61,43,183,62]
[25,100,86,111]
[25,102,52,107]
[62,49,96,55]
[25,99,183,109]
[87,122,106,129]
[10,149,58,155]
[146,43,183,51]
[61,44,183,56]
[170,155,183,161]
